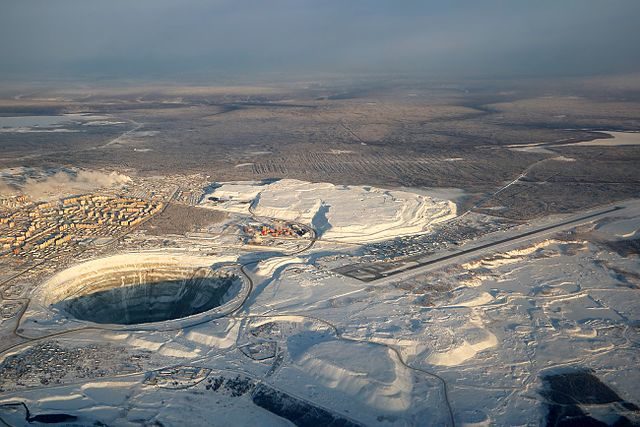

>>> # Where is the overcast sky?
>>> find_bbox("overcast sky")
[1,0,639,82]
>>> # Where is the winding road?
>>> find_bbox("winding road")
[1,180,637,426]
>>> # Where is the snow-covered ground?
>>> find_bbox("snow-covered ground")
[1,188,639,425]
[506,130,640,153]
[201,179,457,243]
[21,252,247,334]
[573,131,640,146]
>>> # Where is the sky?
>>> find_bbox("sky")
[1,0,639,82]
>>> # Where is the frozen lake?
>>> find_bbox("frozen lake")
[0,115,72,128]
[574,131,640,146]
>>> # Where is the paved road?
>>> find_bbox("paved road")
[369,202,634,286]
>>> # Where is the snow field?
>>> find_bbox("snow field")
[202,179,457,243]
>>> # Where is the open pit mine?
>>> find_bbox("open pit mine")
[32,253,246,328]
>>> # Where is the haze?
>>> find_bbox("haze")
[2,0,640,82]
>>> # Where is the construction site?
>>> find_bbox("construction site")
[242,221,310,245]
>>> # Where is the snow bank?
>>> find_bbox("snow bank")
[426,316,498,367]
[427,331,497,367]
[254,256,304,276]
[294,341,413,411]
[81,381,139,405]
[158,342,199,358]
[595,217,639,238]
[461,239,562,270]
[185,320,239,349]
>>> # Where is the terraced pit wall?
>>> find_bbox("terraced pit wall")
[37,254,243,325]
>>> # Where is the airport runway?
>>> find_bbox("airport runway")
[368,200,637,286]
